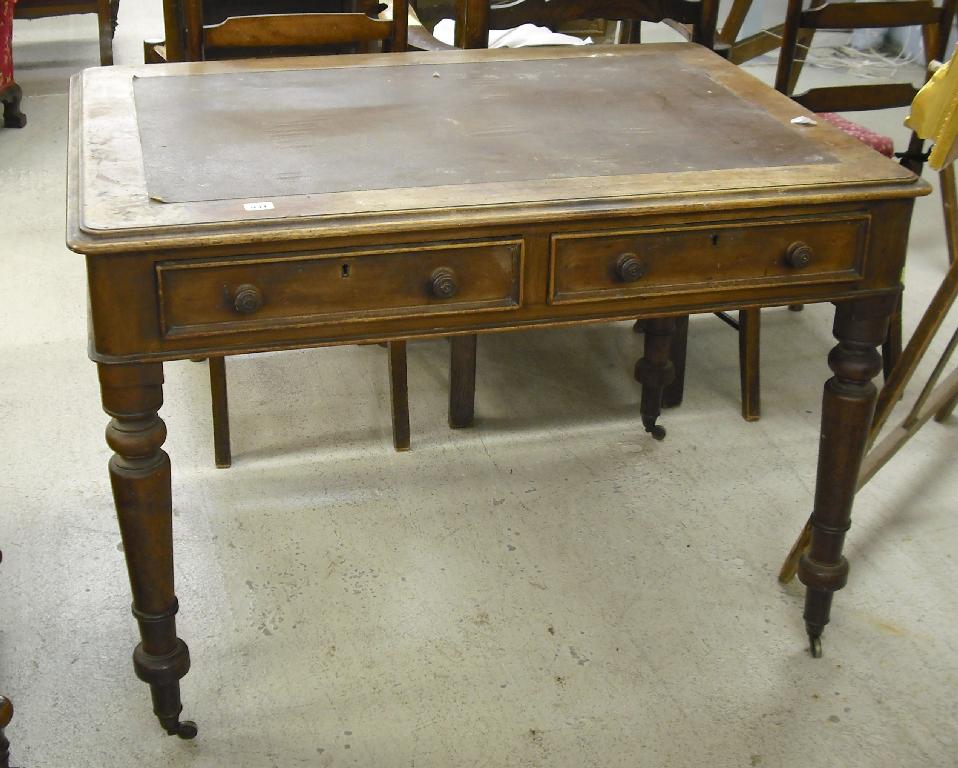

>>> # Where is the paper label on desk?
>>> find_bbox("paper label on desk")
[243,201,275,211]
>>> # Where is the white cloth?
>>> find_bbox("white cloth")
[432,18,592,48]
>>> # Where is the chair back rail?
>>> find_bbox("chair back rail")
[455,0,718,50]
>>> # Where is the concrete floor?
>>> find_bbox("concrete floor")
[2,6,958,767]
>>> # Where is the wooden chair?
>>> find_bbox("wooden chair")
[778,52,958,599]
[14,0,118,65]
[152,0,419,465]
[454,0,719,49]
[729,0,958,425]
[436,0,720,437]
[1,0,25,128]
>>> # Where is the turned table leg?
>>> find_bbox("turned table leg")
[800,296,895,658]
[99,363,196,738]
[634,316,677,440]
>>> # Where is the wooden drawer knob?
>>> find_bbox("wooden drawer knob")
[616,253,647,283]
[785,241,813,269]
[233,284,263,314]
[430,267,458,298]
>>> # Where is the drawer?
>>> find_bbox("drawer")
[549,214,869,305]
[157,239,523,338]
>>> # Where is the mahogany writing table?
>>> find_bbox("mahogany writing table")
[66,43,927,738]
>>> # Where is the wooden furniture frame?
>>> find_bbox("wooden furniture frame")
[68,43,925,737]
[14,0,118,65]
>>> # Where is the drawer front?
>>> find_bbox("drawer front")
[549,214,869,305]
[157,239,523,338]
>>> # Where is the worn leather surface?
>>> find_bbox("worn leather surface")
[133,53,833,203]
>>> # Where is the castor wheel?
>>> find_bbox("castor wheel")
[642,416,666,441]
[166,720,198,739]
[808,636,823,658]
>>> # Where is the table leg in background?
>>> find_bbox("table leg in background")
[635,316,677,440]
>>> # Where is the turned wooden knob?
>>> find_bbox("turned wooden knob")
[785,241,813,269]
[233,284,263,314]
[430,267,458,298]
[616,253,647,282]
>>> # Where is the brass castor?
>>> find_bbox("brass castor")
[808,635,823,659]
[166,719,198,739]
[642,416,666,441]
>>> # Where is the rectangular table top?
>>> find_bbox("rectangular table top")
[67,43,924,253]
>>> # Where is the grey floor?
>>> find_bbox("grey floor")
[3,5,958,767]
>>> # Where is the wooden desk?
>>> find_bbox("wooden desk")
[67,44,927,739]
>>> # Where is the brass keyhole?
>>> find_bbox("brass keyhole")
[341,263,351,278]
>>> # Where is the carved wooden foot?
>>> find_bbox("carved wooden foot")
[1,83,26,129]
[0,695,11,768]
[449,334,477,429]
[634,317,677,440]
[800,297,894,657]
[99,363,195,738]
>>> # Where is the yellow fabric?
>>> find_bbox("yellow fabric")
[905,44,958,170]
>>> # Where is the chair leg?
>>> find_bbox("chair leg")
[882,293,903,382]
[940,164,958,265]
[1,83,26,129]
[96,0,115,65]
[663,315,689,408]
[208,356,231,468]
[739,308,761,421]
[449,334,477,429]
[388,341,410,452]
[934,383,958,422]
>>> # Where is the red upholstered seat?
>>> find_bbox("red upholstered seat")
[1,0,25,128]
[1,0,14,90]
[817,111,896,158]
